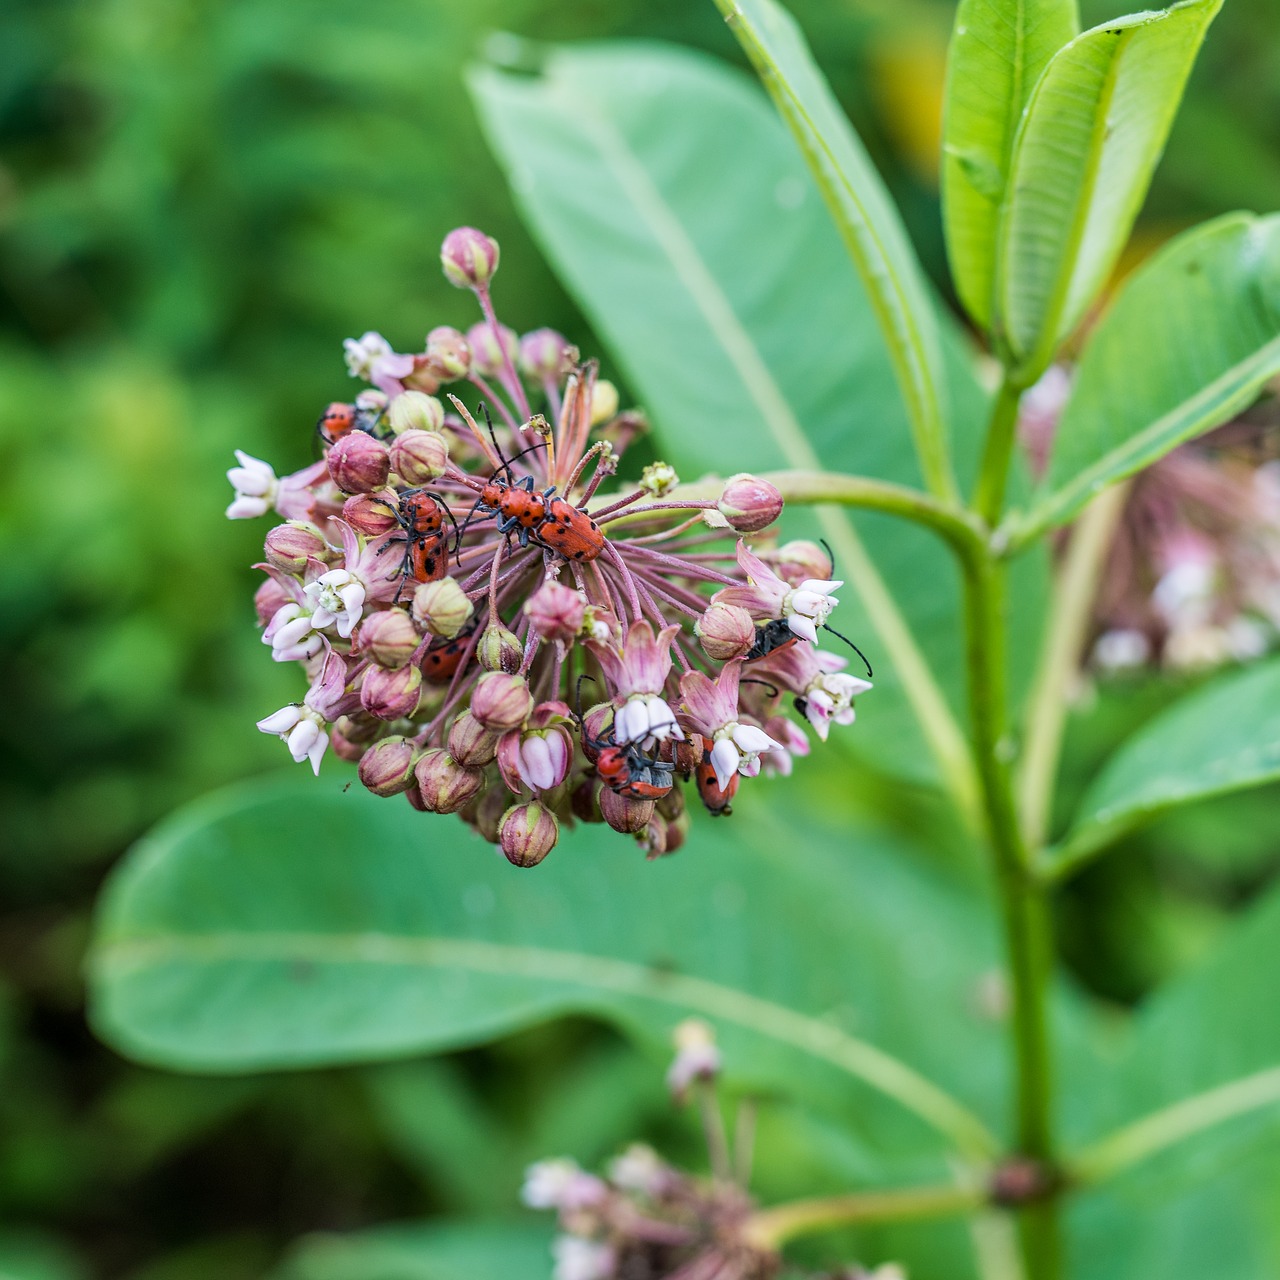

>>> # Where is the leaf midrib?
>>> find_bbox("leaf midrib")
[541,62,978,816]
[95,928,998,1158]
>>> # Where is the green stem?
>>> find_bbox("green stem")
[1069,1066,1280,1188]
[745,1181,985,1249]
[1018,484,1130,847]
[959,545,1061,1280]
[764,469,984,553]
[972,376,1025,527]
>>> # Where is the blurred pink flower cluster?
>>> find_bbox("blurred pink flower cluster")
[229,229,871,866]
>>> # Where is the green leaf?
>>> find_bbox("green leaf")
[1062,877,1280,1277]
[1019,213,1280,537]
[1048,659,1280,877]
[88,776,1004,1161]
[468,39,1047,803]
[716,0,955,500]
[994,0,1221,374]
[941,0,1079,329]
[276,1220,553,1280]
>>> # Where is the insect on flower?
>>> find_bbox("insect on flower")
[236,225,872,867]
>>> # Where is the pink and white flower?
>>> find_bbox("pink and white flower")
[679,660,781,788]
[713,541,842,643]
[343,330,416,397]
[226,451,278,519]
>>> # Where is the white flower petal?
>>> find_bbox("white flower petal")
[798,577,843,594]
[787,614,818,644]
[732,723,778,754]
[226,495,270,519]
[257,705,303,734]
[709,738,739,790]
[286,719,321,762]
[306,729,329,775]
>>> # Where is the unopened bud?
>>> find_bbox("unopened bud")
[448,711,500,767]
[334,712,382,745]
[411,577,472,639]
[327,432,391,494]
[361,663,422,720]
[499,802,560,868]
[717,473,784,533]
[357,609,420,668]
[599,788,654,835]
[590,379,619,425]
[471,780,509,843]
[668,1018,721,1099]
[663,807,691,855]
[571,776,604,823]
[388,391,445,435]
[579,703,614,764]
[389,429,449,484]
[358,736,417,796]
[401,356,441,396]
[424,325,471,381]
[638,813,672,859]
[467,321,519,378]
[470,672,533,731]
[414,749,485,813]
[519,328,570,380]
[640,462,679,497]
[695,601,756,661]
[668,734,704,779]
[761,539,833,588]
[264,521,333,574]
[255,576,291,626]
[524,580,586,644]
[342,491,398,537]
[477,622,524,673]
[441,226,500,290]
[329,722,368,763]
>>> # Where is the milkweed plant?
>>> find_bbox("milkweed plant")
[88,1,1280,1278]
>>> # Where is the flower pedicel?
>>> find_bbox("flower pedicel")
[234,228,872,865]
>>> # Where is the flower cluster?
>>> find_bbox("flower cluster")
[1092,416,1280,672]
[1018,368,1280,674]
[522,1022,905,1280]
[230,227,871,866]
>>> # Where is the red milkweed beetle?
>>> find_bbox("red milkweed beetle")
[574,677,675,801]
[377,488,460,603]
[316,398,390,447]
[421,615,481,684]
[694,738,739,817]
[459,404,607,563]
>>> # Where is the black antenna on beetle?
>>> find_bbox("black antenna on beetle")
[814,537,872,678]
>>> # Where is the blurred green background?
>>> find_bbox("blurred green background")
[2,0,1278,1275]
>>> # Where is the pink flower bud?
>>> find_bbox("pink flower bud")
[357,609,420,668]
[411,577,472,639]
[471,782,510,843]
[358,736,417,796]
[662,808,691,855]
[424,325,471,381]
[507,726,572,793]
[467,321,519,378]
[361,663,422,720]
[695,601,756,661]
[388,391,444,435]
[579,703,614,764]
[477,622,524,674]
[342,491,398,537]
[571,776,604,823]
[519,328,571,380]
[329,722,368,763]
[388,429,449,485]
[638,813,671,859]
[404,782,429,812]
[441,226,500,291]
[327,432,391,494]
[254,576,291,626]
[524,580,586,644]
[599,788,654,835]
[470,672,533,731]
[401,356,441,395]
[448,711,500,767]
[499,802,559,868]
[717,473,784,533]
[414,749,485,813]
[334,712,381,744]
[760,539,833,588]
[264,521,333,574]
